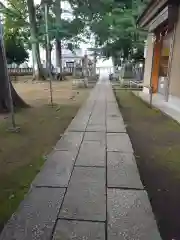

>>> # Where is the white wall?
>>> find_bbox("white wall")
[143,33,154,88]
[169,6,180,98]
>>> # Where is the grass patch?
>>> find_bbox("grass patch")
[114,89,180,240]
[0,80,89,230]
[114,90,180,174]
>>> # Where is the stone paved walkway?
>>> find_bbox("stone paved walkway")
[0,78,162,240]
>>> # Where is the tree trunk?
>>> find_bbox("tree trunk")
[55,0,63,80]
[27,0,45,80]
[0,38,28,113]
[56,40,63,73]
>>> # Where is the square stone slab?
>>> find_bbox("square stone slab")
[84,132,105,144]
[67,110,91,132]
[33,151,76,187]
[0,188,65,240]
[86,124,106,132]
[67,120,88,132]
[54,132,84,152]
[106,110,122,116]
[88,118,106,126]
[107,189,162,240]
[106,105,121,117]
[59,167,106,221]
[107,112,122,118]
[107,133,133,153]
[107,152,143,189]
[107,119,126,133]
[53,220,105,240]
[89,111,105,121]
[76,141,106,167]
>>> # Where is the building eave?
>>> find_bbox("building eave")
[137,0,155,25]
[137,0,168,28]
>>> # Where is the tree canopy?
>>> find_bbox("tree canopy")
[5,33,29,65]
[70,0,149,64]
[0,0,149,68]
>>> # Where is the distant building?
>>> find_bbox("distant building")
[28,47,83,70]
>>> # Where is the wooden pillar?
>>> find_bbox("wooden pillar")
[151,35,162,93]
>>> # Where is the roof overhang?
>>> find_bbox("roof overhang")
[137,0,168,30]
[137,0,180,32]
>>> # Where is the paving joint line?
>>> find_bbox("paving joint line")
[107,186,145,191]
[106,131,127,133]
[34,185,68,189]
[66,130,86,132]
[57,217,105,223]
[107,150,134,153]
[75,165,105,168]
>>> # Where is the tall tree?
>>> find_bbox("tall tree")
[27,0,46,79]
[0,1,28,112]
[1,0,46,79]
[0,35,28,112]
[54,0,62,76]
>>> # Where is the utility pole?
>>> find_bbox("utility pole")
[0,19,17,131]
[44,2,53,106]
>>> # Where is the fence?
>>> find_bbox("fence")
[8,67,74,75]
[8,67,33,76]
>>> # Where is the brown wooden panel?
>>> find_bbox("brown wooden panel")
[151,35,162,93]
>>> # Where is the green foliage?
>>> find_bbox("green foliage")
[100,0,148,63]
[5,33,29,65]
[0,0,30,49]
[0,0,29,64]
[35,2,85,50]
[0,0,149,66]
[70,0,148,63]
[1,0,85,50]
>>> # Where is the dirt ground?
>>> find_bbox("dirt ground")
[0,78,90,231]
[115,89,180,240]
